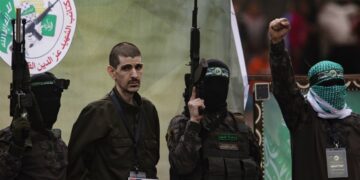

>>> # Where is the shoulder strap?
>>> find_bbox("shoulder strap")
[229,112,249,133]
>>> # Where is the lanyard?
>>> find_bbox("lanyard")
[326,120,344,148]
[110,90,143,171]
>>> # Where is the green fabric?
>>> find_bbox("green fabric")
[0,0,15,53]
[205,67,229,78]
[311,85,346,110]
[308,60,344,86]
[263,94,292,180]
[307,60,346,110]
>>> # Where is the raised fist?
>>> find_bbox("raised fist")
[268,18,291,44]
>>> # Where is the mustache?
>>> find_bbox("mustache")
[128,79,140,84]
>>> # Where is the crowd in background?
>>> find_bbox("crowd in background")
[233,0,360,75]
[233,0,360,126]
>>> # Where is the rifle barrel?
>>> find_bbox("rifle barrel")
[15,8,21,43]
[192,0,198,28]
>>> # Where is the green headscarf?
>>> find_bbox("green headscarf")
[308,60,346,110]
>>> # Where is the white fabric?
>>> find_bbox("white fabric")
[317,2,359,45]
[306,88,352,119]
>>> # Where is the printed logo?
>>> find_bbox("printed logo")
[0,0,76,74]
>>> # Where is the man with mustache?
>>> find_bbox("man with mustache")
[67,42,160,180]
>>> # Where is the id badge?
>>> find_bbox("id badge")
[326,148,348,178]
[129,171,146,179]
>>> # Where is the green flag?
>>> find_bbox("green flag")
[0,0,15,53]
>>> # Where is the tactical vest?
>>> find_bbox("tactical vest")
[201,114,259,180]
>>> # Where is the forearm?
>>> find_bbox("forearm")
[168,121,202,174]
[269,41,298,96]
[269,41,306,130]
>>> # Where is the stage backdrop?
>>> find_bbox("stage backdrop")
[0,0,247,179]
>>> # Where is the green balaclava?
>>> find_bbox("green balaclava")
[308,60,346,111]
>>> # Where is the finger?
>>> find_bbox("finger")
[200,103,206,110]
[280,20,290,30]
[278,17,288,23]
[190,87,197,100]
[18,120,30,128]
[271,18,289,31]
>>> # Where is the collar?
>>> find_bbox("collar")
[111,87,142,112]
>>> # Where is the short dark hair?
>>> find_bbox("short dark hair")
[109,42,141,68]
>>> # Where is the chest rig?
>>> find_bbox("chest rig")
[201,113,259,180]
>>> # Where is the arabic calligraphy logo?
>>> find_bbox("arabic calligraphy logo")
[0,0,76,74]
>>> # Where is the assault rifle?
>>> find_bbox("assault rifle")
[184,0,207,103]
[9,9,45,138]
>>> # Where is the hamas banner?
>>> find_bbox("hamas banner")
[0,0,76,74]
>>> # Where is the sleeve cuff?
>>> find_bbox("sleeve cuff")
[270,40,285,55]
[185,121,201,135]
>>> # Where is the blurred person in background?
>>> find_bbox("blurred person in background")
[237,0,268,63]
[285,0,318,74]
[317,0,360,74]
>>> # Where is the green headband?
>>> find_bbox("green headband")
[308,60,344,86]
[31,79,70,90]
[205,67,229,78]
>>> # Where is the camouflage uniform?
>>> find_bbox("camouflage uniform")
[0,127,67,180]
[269,41,360,180]
[166,111,260,180]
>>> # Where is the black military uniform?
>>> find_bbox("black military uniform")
[67,88,160,180]
[166,59,261,180]
[0,72,69,180]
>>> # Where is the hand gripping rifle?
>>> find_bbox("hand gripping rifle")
[183,0,207,115]
[9,9,46,144]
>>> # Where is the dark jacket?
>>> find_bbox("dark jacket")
[67,88,160,180]
[0,127,67,180]
[269,41,360,180]
[166,111,260,180]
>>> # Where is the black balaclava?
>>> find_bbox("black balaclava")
[198,59,230,131]
[198,59,230,112]
[30,72,70,129]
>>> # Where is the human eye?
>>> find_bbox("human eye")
[135,64,143,71]
[121,64,133,71]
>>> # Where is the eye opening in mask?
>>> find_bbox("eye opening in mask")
[317,79,345,86]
